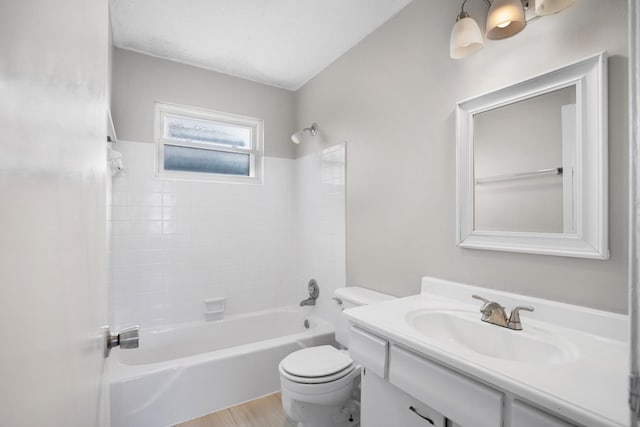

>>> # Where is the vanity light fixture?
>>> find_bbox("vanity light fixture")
[450,0,576,59]
[291,123,318,144]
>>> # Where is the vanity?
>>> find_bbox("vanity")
[345,277,627,427]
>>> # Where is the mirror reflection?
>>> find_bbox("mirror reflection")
[473,86,576,234]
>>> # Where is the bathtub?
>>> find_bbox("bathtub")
[109,307,334,427]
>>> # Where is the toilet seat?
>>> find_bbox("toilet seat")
[280,345,355,384]
[280,363,355,384]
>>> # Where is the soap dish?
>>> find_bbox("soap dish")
[203,297,225,321]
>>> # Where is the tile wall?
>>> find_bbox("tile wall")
[293,144,346,324]
[109,141,345,329]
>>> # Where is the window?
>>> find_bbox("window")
[155,102,263,183]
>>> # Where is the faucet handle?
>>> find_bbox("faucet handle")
[472,294,491,309]
[507,306,535,330]
[472,294,491,303]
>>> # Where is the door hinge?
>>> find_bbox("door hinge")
[630,374,640,415]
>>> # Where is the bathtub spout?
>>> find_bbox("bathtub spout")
[299,297,316,306]
[300,279,319,306]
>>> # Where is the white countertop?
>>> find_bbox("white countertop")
[344,277,629,427]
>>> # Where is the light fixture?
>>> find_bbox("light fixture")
[535,0,576,16]
[450,0,485,59]
[291,123,318,144]
[486,0,526,40]
[450,0,577,59]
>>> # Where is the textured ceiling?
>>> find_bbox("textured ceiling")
[110,0,414,91]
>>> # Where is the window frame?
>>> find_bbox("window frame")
[154,101,264,183]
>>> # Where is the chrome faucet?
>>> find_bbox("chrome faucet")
[300,279,319,306]
[472,295,534,331]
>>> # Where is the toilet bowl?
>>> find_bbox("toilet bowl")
[278,287,394,427]
[279,345,360,427]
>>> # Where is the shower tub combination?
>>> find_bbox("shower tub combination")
[110,307,333,427]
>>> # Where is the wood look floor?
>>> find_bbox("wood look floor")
[176,393,297,427]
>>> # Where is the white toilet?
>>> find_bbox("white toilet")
[279,287,394,427]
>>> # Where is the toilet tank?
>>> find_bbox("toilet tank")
[333,287,395,347]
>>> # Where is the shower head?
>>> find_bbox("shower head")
[291,123,318,144]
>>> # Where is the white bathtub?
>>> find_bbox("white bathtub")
[109,307,334,427]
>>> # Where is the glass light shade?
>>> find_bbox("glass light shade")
[450,16,484,59]
[486,0,526,40]
[535,0,576,16]
[291,131,304,144]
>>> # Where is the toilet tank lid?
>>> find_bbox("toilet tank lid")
[334,286,395,306]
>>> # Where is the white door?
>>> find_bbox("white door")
[0,1,111,426]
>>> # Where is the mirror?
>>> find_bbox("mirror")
[456,52,608,259]
[474,85,576,234]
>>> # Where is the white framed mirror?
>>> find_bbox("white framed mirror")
[456,52,608,259]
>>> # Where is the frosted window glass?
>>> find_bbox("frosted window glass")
[164,114,252,148]
[164,145,250,176]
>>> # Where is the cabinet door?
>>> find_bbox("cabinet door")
[511,400,577,427]
[361,369,446,427]
[389,345,503,427]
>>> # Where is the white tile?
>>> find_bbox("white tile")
[109,145,346,327]
[148,207,162,220]
[111,207,129,221]
[147,193,163,206]
[111,192,128,206]
[111,221,132,235]
[129,192,148,206]
[162,193,177,206]
[131,220,147,235]
[162,207,176,220]
[130,206,148,222]
[144,180,163,193]
[162,221,177,235]
[147,221,162,235]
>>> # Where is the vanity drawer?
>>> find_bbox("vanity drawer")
[388,345,503,427]
[349,326,388,378]
[511,400,577,427]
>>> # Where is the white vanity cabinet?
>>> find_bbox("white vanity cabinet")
[350,326,581,427]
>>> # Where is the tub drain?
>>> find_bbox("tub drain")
[304,319,310,329]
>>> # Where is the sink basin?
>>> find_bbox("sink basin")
[406,310,577,364]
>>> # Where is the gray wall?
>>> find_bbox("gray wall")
[112,48,296,159]
[294,0,628,312]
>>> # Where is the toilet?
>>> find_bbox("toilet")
[279,287,394,427]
